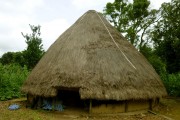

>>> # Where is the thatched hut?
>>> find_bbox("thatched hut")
[22,10,167,113]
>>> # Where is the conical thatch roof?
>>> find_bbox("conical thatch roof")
[22,10,167,100]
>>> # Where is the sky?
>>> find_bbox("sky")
[0,0,171,57]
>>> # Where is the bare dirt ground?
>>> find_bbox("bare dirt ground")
[0,98,179,120]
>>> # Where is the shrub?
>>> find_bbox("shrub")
[161,73,180,97]
[0,63,29,100]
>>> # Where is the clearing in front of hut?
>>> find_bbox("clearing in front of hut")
[0,97,180,120]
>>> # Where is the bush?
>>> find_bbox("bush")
[0,63,29,101]
[161,73,180,97]
[140,45,167,75]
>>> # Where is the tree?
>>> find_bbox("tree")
[13,52,25,66]
[140,45,166,75]
[0,52,14,65]
[151,0,180,73]
[22,24,44,69]
[0,52,25,66]
[103,0,159,50]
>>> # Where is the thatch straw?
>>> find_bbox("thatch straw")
[21,10,167,100]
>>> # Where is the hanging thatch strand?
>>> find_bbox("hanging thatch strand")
[21,10,167,100]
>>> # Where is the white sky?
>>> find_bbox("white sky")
[0,0,171,56]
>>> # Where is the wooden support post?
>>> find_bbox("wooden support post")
[89,99,92,114]
[149,99,153,111]
[52,98,55,111]
[125,100,128,112]
[156,97,160,104]
[32,96,38,109]
[26,94,29,108]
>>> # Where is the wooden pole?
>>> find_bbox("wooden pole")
[125,100,128,112]
[89,99,92,114]
[149,99,153,111]
[52,97,55,111]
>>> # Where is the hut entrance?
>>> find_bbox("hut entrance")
[57,89,88,110]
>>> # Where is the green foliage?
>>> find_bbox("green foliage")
[13,52,26,66]
[152,0,180,73]
[0,52,25,67]
[161,73,180,97]
[103,0,159,49]
[132,0,150,18]
[0,52,14,65]
[0,24,44,101]
[0,63,29,101]
[142,45,180,97]
[0,24,45,70]
[140,45,166,75]
[104,0,180,97]
[22,24,44,70]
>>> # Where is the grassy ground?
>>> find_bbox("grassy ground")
[0,98,179,120]
[153,98,180,120]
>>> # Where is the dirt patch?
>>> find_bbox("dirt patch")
[0,98,179,120]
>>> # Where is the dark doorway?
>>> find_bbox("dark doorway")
[57,89,88,109]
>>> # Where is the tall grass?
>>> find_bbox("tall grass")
[0,63,29,100]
